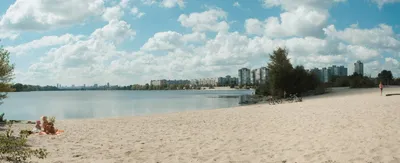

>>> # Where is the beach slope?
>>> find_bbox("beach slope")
[6,87,400,163]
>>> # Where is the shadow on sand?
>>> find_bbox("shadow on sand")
[386,93,400,96]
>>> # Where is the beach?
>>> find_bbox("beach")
[4,87,400,163]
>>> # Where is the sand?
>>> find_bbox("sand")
[3,87,400,163]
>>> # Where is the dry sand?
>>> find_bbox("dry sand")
[4,87,400,163]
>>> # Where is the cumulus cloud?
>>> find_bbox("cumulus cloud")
[91,19,136,44]
[233,2,240,7]
[6,34,84,56]
[142,0,185,8]
[0,0,105,31]
[364,57,400,77]
[324,24,400,50]
[0,29,19,40]
[371,0,400,9]
[245,6,328,38]
[6,2,400,85]
[262,0,347,11]
[131,7,145,18]
[141,31,205,51]
[178,8,229,32]
[102,6,124,21]
[119,0,130,8]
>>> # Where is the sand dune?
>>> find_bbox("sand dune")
[5,87,400,163]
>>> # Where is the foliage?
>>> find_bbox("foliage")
[394,78,400,85]
[257,47,324,98]
[48,116,56,124]
[332,76,350,87]
[349,73,375,88]
[287,66,320,96]
[0,112,5,122]
[12,83,58,92]
[255,83,270,96]
[0,47,15,105]
[378,70,394,85]
[0,122,48,162]
[267,47,293,97]
[314,84,327,95]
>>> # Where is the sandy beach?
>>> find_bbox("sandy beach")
[4,87,400,163]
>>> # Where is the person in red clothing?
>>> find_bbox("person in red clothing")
[379,81,383,96]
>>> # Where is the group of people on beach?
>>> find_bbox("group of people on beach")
[32,116,63,135]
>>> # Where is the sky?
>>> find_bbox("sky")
[0,0,400,86]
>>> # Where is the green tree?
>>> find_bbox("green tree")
[267,47,293,97]
[0,47,15,105]
[378,70,393,85]
[349,73,375,88]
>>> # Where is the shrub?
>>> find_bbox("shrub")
[0,121,48,162]
[314,84,327,95]
[48,116,56,124]
[0,113,5,122]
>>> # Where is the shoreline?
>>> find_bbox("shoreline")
[3,87,400,163]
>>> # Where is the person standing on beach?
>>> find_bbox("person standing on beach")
[379,82,383,96]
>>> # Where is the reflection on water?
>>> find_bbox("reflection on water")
[1,90,253,120]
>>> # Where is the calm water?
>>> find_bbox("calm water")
[0,90,253,120]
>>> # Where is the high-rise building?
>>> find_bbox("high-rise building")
[339,66,348,76]
[322,67,330,83]
[251,69,257,85]
[259,67,269,84]
[310,68,323,82]
[311,65,348,83]
[354,60,364,76]
[332,65,340,76]
[238,68,251,85]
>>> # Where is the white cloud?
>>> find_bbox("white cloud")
[6,34,84,56]
[245,19,264,35]
[0,29,19,40]
[8,1,400,85]
[178,8,229,32]
[181,32,206,42]
[141,0,185,8]
[364,57,400,77]
[130,7,146,18]
[324,24,400,50]
[233,2,240,7]
[0,0,105,31]
[340,44,380,61]
[246,6,328,38]
[102,6,124,21]
[371,0,400,9]
[262,0,347,11]
[91,20,136,44]
[141,31,206,51]
[119,0,130,8]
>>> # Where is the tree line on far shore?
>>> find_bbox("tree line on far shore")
[254,47,400,98]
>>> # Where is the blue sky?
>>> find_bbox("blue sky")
[0,0,400,86]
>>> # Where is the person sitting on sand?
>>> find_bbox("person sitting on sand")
[41,116,49,130]
[32,120,41,133]
[40,116,64,135]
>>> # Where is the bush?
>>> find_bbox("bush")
[0,113,5,122]
[0,122,48,162]
[314,84,327,95]
[255,83,270,96]
[349,74,375,88]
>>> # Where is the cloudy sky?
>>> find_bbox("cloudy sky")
[1,0,400,86]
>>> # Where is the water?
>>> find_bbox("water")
[0,90,253,120]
